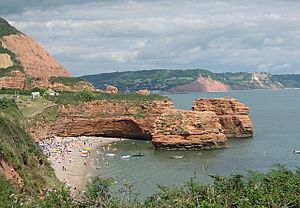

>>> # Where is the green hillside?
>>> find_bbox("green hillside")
[82,69,219,92]
[83,69,299,92]
[272,74,300,88]
[0,98,61,195]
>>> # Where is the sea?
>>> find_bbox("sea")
[90,89,300,197]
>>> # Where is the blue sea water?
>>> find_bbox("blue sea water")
[92,89,300,197]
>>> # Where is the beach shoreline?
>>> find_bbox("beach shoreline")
[39,136,122,194]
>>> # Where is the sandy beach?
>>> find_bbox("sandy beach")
[39,136,121,194]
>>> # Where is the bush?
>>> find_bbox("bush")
[49,76,87,86]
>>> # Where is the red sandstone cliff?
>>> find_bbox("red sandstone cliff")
[167,76,230,93]
[29,97,252,150]
[0,33,94,91]
[1,34,69,80]
[192,98,253,138]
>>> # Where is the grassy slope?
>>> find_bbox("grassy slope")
[49,76,88,86]
[0,98,61,196]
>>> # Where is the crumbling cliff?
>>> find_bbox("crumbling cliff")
[29,97,253,150]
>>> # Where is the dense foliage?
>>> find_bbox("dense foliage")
[6,165,300,207]
[0,98,60,195]
[47,90,169,105]
[49,76,87,86]
[0,17,20,38]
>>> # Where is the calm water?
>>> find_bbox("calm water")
[91,89,300,197]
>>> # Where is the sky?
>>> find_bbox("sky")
[1,0,300,76]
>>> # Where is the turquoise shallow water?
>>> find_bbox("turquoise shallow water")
[92,89,300,197]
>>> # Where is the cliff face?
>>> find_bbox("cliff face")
[29,97,253,150]
[1,34,69,80]
[167,76,230,93]
[249,72,283,89]
[0,18,95,91]
[192,98,253,138]
[0,70,25,89]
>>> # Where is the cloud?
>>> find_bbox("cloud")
[2,0,300,75]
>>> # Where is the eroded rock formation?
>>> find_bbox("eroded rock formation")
[30,97,253,150]
[106,85,118,94]
[192,98,253,138]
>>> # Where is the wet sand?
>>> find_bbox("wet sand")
[40,136,121,194]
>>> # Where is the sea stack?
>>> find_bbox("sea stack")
[192,98,253,138]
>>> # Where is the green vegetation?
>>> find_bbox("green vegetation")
[134,108,145,119]
[49,76,87,86]
[3,165,299,207]
[0,98,61,196]
[17,96,56,119]
[272,74,300,88]
[0,17,21,38]
[47,90,169,105]
[0,175,21,207]
[218,72,255,90]
[82,69,217,92]
[0,88,47,96]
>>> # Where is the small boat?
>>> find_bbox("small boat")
[131,152,144,157]
[105,153,116,157]
[170,155,184,159]
[79,149,89,153]
[80,152,88,157]
[121,155,130,159]
[294,150,300,154]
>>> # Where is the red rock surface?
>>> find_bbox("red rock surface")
[0,158,24,189]
[167,76,230,93]
[1,34,69,80]
[192,98,253,138]
[136,89,150,96]
[29,99,231,150]
[0,70,26,89]
[106,85,118,94]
